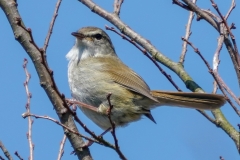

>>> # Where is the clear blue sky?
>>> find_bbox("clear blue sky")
[0,0,239,159]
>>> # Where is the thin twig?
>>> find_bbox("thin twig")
[14,152,23,160]
[106,94,127,160]
[57,134,67,160]
[179,0,196,64]
[105,25,182,92]
[22,113,101,145]
[43,0,62,52]
[197,110,216,124]
[179,0,240,89]
[225,0,236,20]
[210,0,240,66]
[16,19,63,101]
[113,0,124,16]
[214,72,240,108]
[182,37,240,115]
[23,59,34,160]
[212,35,224,94]
[0,155,4,160]
[0,141,13,160]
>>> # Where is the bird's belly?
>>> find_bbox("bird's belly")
[68,62,144,129]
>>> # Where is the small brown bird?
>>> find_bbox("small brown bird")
[66,26,226,130]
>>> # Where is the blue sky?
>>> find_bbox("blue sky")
[0,0,239,159]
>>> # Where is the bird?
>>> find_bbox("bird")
[66,26,226,130]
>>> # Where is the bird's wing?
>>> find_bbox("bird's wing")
[100,57,157,102]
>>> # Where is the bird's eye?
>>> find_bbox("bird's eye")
[94,34,102,40]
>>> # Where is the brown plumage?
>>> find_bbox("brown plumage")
[67,27,226,130]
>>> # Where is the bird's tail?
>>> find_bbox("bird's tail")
[150,90,226,110]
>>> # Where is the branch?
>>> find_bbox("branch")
[57,134,67,160]
[0,1,92,159]
[212,34,223,94]
[23,58,34,160]
[22,113,102,145]
[181,0,240,89]
[113,0,124,16]
[0,141,13,160]
[210,0,239,63]
[43,0,62,52]
[225,0,236,20]
[197,110,216,124]
[179,0,196,64]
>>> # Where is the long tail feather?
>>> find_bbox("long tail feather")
[150,91,226,110]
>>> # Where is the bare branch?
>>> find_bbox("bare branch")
[181,0,240,88]
[22,113,101,145]
[197,110,216,124]
[0,141,13,160]
[179,0,196,64]
[225,0,236,20]
[113,0,124,16]
[212,35,223,94]
[57,134,67,160]
[43,0,62,52]
[210,0,240,66]
[23,59,34,160]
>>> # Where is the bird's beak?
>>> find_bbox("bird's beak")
[71,32,84,39]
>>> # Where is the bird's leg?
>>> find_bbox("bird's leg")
[65,98,98,112]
